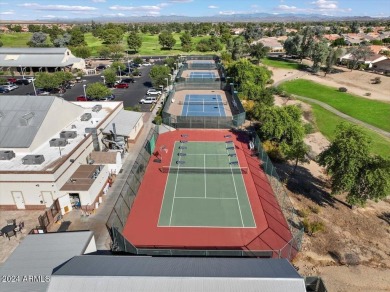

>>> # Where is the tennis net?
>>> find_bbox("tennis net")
[161,166,248,174]
[178,101,227,105]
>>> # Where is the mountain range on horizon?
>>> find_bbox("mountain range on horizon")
[3,12,389,24]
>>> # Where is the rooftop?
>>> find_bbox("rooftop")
[0,99,122,172]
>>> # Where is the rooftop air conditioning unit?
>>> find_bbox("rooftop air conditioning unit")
[80,113,92,121]
[22,155,45,165]
[60,131,77,139]
[92,105,102,112]
[0,150,15,160]
[85,127,96,134]
[49,138,68,147]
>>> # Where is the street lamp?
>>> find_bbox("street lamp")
[101,76,105,84]
[164,77,169,90]
[118,66,121,82]
[83,84,86,98]
[31,79,37,96]
[19,65,24,79]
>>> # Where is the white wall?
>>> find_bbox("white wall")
[129,116,144,140]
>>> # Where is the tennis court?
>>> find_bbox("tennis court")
[189,72,216,79]
[158,141,256,228]
[180,94,226,117]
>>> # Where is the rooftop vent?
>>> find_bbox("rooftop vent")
[92,105,102,112]
[19,112,35,126]
[80,113,92,121]
[49,138,68,147]
[60,131,77,139]
[0,150,15,160]
[22,155,45,165]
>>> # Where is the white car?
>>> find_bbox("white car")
[2,84,18,91]
[146,88,161,95]
[140,96,157,104]
[26,77,35,82]
[143,62,152,66]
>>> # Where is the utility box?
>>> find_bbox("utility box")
[22,155,45,165]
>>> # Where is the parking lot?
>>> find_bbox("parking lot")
[1,65,157,112]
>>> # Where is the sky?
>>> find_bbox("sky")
[0,0,389,20]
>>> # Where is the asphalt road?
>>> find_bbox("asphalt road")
[2,65,156,112]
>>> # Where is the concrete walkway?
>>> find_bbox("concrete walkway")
[293,94,390,139]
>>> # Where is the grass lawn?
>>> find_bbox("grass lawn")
[84,33,104,56]
[310,102,390,158]
[261,57,303,70]
[281,79,390,132]
[0,32,50,47]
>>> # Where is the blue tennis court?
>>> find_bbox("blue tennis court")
[180,94,226,117]
[189,72,216,79]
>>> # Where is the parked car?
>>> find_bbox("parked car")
[15,79,30,85]
[142,62,152,66]
[132,71,142,76]
[147,88,161,95]
[0,87,10,93]
[65,82,75,89]
[35,88,50,95]
[96,64,109,70]
[7,78,17,83]
[114,83,129,89]
[49,88,66,95]
[26,77,35,82]
[121,78,134,83]
[140,96,157,104]
[2,84,19,91]
[76,96,89,101]
[99,94,116,101]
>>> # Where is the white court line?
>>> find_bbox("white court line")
[186,153,227,156]
[204,154,206,198]
[168,144,183,226]
[174,196,237,200]
[185,94,191,117]
[226,147,244,227]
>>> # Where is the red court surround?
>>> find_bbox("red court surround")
[123,129,294,257]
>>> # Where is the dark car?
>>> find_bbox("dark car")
[122,78,134,83]
[96,64,109,70]
[15,79,30,85]
[49,88,66,95]
[114,83,129,89]
[132,71,142,76]
[0,87,10,93]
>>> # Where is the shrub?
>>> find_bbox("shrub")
[309,205,320,214]
[262,140,284,162]
[365,92,371,96]
[338,87,348,92]
[297,208,310,218]
[304,123,315,134]
[153,115,162,125]
[302,218,325,236]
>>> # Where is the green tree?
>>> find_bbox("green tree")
[27,32,48,47]
[318,123,370,196]
[283,35,302,57]
[164,57,176,69]
[127,32,142,53]
[102,28,123,44]
[103,69,117,86]
[149,65,170,88]
[180,31,192,50]
[226,36,248,60]
[258,105,305,146]
[98,47,111,59]
[111,61,125,72]
[158,31,176,50]
[318,123,390,205]
[299,27,315,62]
[332,38,347,47]
[86,82,112,100]
[282,140,310,175]
[72,46,91,59]
[69,28,86,46]
[249,42,270,64]
[325,47,343,76]
[311,41,330,73]
[132,57,143,65]
[54,71,74,85]
[35,72,62,89]
[108,44,124,61]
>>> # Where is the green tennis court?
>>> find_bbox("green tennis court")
[158,141,256,228]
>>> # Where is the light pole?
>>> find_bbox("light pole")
[83,84,86,98]
[118,66,121,82]
[164,77,169,90]
[101,76,105,85]
[31,79,37,96]
[19,65,24,79]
